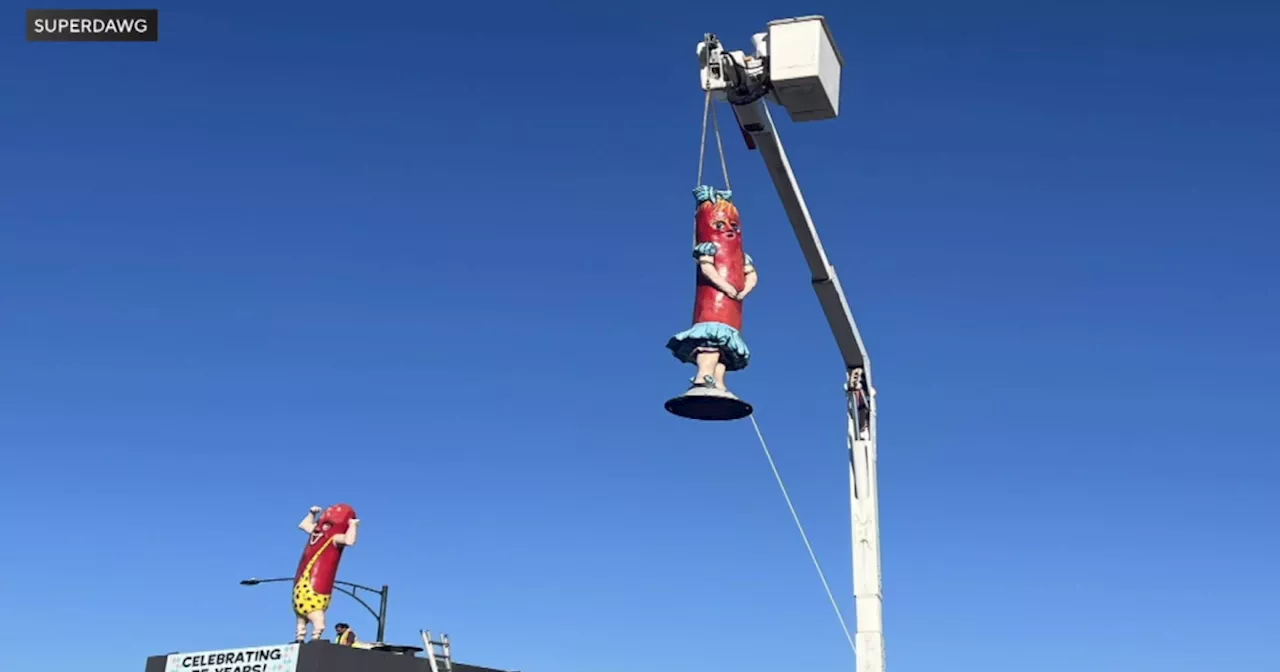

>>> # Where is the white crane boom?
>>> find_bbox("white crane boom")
[697,18,886,672]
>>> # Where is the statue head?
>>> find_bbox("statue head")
[693,187,742,248]
[315,503,357,539]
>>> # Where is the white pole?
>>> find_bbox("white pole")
[849,376,884,672]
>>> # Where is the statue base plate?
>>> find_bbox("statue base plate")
[664,386,753,421]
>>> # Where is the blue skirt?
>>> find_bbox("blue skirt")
[666,321,751,371]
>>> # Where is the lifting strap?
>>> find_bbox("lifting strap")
[696,90,732,191]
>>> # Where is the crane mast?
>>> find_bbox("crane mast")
[696,18,885,672]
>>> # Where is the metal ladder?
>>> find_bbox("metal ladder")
[419,630,453,672]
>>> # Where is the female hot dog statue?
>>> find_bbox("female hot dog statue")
[664,185,758,421]
[294,503,359,642]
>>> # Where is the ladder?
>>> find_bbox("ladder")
[419,630,453,672]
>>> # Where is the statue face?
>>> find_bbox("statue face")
[310,504,356,544]
[695,200,742,246]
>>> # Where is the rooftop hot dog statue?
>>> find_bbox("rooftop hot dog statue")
[664,185,759,421]
[294,503,359,642]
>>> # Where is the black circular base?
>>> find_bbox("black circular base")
[665,394,754,421]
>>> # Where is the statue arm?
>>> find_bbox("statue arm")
[698,256,739,297]
[299,506,320,534]
[738,257,758,299]
[337,519,360,546]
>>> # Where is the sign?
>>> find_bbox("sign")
[26,9,159,42]
[165,644,299,672]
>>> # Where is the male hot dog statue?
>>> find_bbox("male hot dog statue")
[293,503,359,642]
[664,185,759,421]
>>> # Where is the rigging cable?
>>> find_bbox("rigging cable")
[695,90,732,190]
[696,89,711,187]
[749,413,858,656]
[710,93,731,190]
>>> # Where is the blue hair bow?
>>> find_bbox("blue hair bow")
[693,185,733,205]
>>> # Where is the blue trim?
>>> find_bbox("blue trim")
[693,185,733,206]
[693,242,720,258]
[666,321,751,371]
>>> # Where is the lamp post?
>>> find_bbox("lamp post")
[240,577,390,643]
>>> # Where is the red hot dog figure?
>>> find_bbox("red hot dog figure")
[664,185,759,421]
[293,504,359,642]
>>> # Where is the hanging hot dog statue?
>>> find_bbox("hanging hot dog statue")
[293,503,359,642]
[665,185,758,421]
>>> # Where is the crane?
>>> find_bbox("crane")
[696,17,886,672]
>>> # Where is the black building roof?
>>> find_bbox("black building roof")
[145,640,518,672]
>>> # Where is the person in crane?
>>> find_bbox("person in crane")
[666,185,758,395]
[850,367,871,439]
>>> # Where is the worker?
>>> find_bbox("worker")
[334,622,357,646]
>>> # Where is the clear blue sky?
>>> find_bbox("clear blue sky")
[2,1,1277,671]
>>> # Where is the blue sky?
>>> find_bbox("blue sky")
[2,1,1277,671]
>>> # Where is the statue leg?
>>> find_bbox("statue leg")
[694,350,720,387]
[295,614,307,642]
[308,610,326,641]
[713,361,728,389]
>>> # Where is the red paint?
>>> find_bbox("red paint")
[692,198,745,329]
[295,503,356,595]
